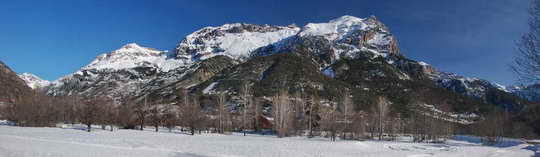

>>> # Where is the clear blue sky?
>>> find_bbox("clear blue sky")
[0,0,529,85]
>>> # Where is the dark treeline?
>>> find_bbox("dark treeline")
[0,86,537,144]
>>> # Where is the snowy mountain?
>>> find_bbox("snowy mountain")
[47,43,190,101]
[177,23,300,61]
[47,15,531,120]
[83,43,189,72]
[297,15,400,58]
[18,73,50,89]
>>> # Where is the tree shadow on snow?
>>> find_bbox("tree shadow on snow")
[452,136,523,148]
[60,127,90,132]
[172,152,210,157]
[523,145,540,157]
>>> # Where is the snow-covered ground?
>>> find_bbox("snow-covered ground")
[0,126,537,157]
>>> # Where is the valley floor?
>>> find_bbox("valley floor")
[0,126,538,157]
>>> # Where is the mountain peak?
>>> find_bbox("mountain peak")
[300,15,367,37]
[112,43,161,56]
[121,43,142,49]
[82,43,185,71]
[177,23,300,61]
[18,73,50,89]
[330,15,364,23]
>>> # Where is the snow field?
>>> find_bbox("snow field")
[0,126,537,157]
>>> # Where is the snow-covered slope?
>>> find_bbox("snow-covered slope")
[300,15,393,48]
[295,15,400,61]
[300,15,372,39]
[48,43,191,101]
[84,43,189,72]
[18,73,51,89]
[177,23,300,61]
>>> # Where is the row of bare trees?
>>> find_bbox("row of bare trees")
[0,87,475,142]
[0,90,121,132]
[265,88,463,142]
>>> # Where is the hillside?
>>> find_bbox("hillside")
[0,61,33,104]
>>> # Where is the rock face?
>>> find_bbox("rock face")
[0,61,33,104]
[18,73,50,90]
[47,15,529,118]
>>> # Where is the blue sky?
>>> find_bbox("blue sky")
[0,0,529,85]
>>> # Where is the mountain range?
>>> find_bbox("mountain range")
[4,15,539,131]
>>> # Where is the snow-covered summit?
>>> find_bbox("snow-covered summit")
[299,15,373,40]
[177,23,301,61]
[176,15,399,63]
[287,15,400,64]
[18,73,50,89]
[114,43,162,56]
[48,43,192,99]
[299,15,394,48]
[83,43,188,72]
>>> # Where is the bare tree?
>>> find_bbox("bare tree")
[272,88,293,138]
[320,103,339,141]
[341,90,353,139]
[475,110,506,145]
[241,81,252,136]
[216,92,229,134]
[11,91,52,127]
[66,95,81,125]
[253,97,263,132]
[149,99,162,132]
[134,95,149,131]
[291,90,306,136]
[307,91,321,138]
[1,100,17,124]
[351,111,368,140]
[101,98,118,131]
[376,96,390,140]
[118,102,135,129]
[79,97,103,132]
[177,88,189,132]
[162,103,178,132]
[180,93,205,135]
[512,0,540,83]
